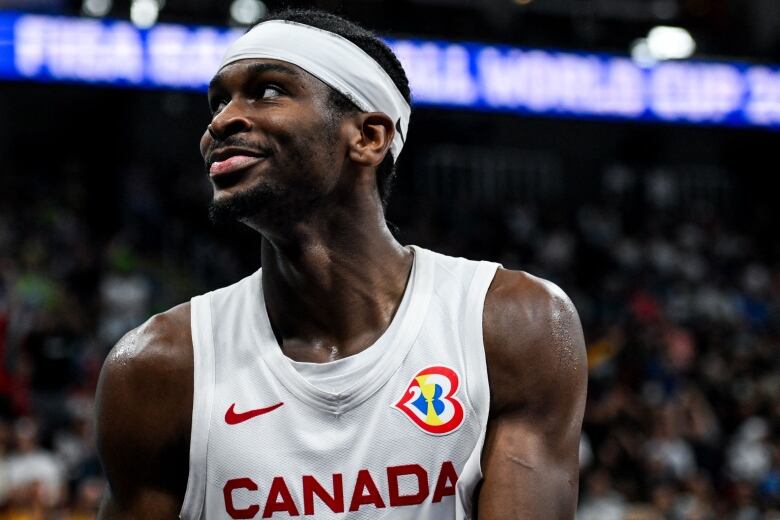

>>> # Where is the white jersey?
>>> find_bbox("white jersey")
[180,246,499,520]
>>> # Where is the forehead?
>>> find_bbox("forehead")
[209,58,327,93]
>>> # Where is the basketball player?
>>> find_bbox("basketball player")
[95,9,587,519]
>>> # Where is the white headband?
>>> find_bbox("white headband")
[219,20,411,160]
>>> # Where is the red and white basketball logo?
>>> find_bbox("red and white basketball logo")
[393,366,465,435]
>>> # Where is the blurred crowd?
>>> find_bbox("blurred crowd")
[0,158,778,519]
[403,162,779,519]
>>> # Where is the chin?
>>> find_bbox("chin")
[209,181,324,231]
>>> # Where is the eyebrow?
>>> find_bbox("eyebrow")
[208,62,301,92]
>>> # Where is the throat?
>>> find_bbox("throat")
[260,239,415,364]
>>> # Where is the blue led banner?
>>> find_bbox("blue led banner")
[0,12,244,89]
[1,11,780,129]
[393,39,780,128]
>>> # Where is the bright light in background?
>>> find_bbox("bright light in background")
[647,26,696,59]
[631,26,695,66]
[230,0,267,25]
[131,0,160,28]
[82,0,112,17]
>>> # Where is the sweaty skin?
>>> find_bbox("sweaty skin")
[95,57,587,519]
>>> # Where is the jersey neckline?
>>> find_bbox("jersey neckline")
[250,245,434,414]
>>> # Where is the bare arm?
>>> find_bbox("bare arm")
[95,304,193,519]
[477,270,587,519]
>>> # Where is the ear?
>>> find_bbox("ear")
[348,112,395,167]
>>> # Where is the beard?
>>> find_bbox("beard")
[208,179,322,230]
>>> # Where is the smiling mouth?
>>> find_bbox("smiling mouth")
[209,155,266,177]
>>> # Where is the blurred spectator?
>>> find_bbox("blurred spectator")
[2,418,64,512]
[728,417,772,484]
[577,468,626,520]
[97,244,152,346]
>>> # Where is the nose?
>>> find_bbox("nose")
[208,100,253,141]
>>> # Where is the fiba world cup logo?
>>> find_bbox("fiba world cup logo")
[393,366,465,435]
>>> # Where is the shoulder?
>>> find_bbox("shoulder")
[95,302,193,511]
[98,302,193,414]
[95,302,193,493]
[483,268,587,421]
[103,301,192,369]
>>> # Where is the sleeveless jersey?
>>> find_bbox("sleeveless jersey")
[180,246,499,520]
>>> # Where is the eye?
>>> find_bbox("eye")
[209,96,228,116]
[258,85,283,100]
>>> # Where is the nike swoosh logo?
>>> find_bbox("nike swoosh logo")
[225,402,284,425]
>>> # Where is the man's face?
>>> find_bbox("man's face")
[200,58,345,228]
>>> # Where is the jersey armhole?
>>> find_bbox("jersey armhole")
[179,294,216,520]
[462,261,499,428]
[456,260,500,518]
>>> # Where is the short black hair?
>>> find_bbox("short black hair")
[257,9,411,208]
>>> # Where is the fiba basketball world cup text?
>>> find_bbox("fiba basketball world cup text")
[223,460,459,518]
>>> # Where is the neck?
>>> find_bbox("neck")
[258,202,413,363]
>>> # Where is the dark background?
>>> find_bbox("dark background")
[0,0,778,518]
